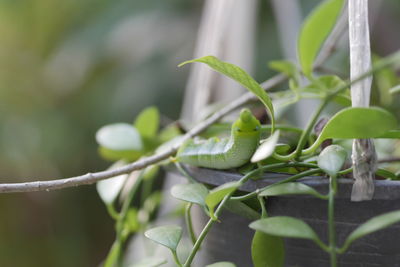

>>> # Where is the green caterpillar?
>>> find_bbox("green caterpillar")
[176,109,261,169]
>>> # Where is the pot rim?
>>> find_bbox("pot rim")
[184,166,400,200]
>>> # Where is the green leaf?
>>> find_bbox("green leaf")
[298,0,344,77]
[251,231,284,267]
[301,75,351,106]
[250,216,321,242]
[130,257,167,267]
[269,60,297,78]
[373,54,398,106]
[98,146,142,161]
[316,75,346,90]
[134,106,160,139]
[206,262,236,267]
[251,130,280,163]
[376,168,397,180]
[314,107,398,147]
[159,124,182,143]
[142,165,160,181]
[225,199,260,220]
[378,130,400,139]
[275,143,291,155]
[170,183,209,206]
[96,123,143,151]
[140,192,163,224]
[205,181,241,220]
[269,60,299,87]
[340,210,400,253]
[144,225,182,252]
[238,162,257,175]
[317,145,347,177]
[259,182,327,200]
[96,161,128,204]
[179,56,275,131]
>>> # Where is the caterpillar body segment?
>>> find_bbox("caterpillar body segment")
[176,109,261,169]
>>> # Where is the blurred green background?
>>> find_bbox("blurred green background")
[0,0,399,266]
[0,1,200,266]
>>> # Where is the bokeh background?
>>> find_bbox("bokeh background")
[0,0,399,266]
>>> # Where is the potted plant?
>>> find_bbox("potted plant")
[1,1,399,267]
[139,0,400,266]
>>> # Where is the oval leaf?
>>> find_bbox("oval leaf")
[96,161,128,204]
[269,60,300,87]
[249,216,320,242]
[134,106,160,139]
[98,146,142,161]
[317,145,347,177]
[205,181,241,220]
[259,182,327,199]
[159,124,182,143]
[251,130,280,163]
[179,56,275,131]
[315,107,398,146]
[376,168,397,180]
[341,210,400,253]
[96,123,143,151]
[170,183,209,206]
[251,231,284,267]
[206,262,236,267]
[301,75,351,106]
[225,199,260,220]
[298,0,344,77]
[145,225,182,252]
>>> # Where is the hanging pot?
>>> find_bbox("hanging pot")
[186,166,400,267]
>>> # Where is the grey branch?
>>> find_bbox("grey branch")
[0,74,285,194]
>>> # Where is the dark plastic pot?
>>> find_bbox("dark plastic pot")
[186,166,400,267]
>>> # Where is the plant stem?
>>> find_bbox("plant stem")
[294,99,328,159]
[272,99,328,161]
[106,204,120,221]
[328,175,338,267]
[252,162,319,178]
[183,165,267,267]
[258,195,267,218]
[232,168,322,201]
[272,51,400,162]
[261,125,303,134]
[119,172,144,222]
[338,167,353,175]
[183,214,214,267]
[175,162,197,183]
[205,123,303,135]
[185,203,197,245]
[172,250,183,267]
[109,171,144,266]
[103,240,122,267]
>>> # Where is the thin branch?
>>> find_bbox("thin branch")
[0,74,286,194]
[378,157,400,164]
